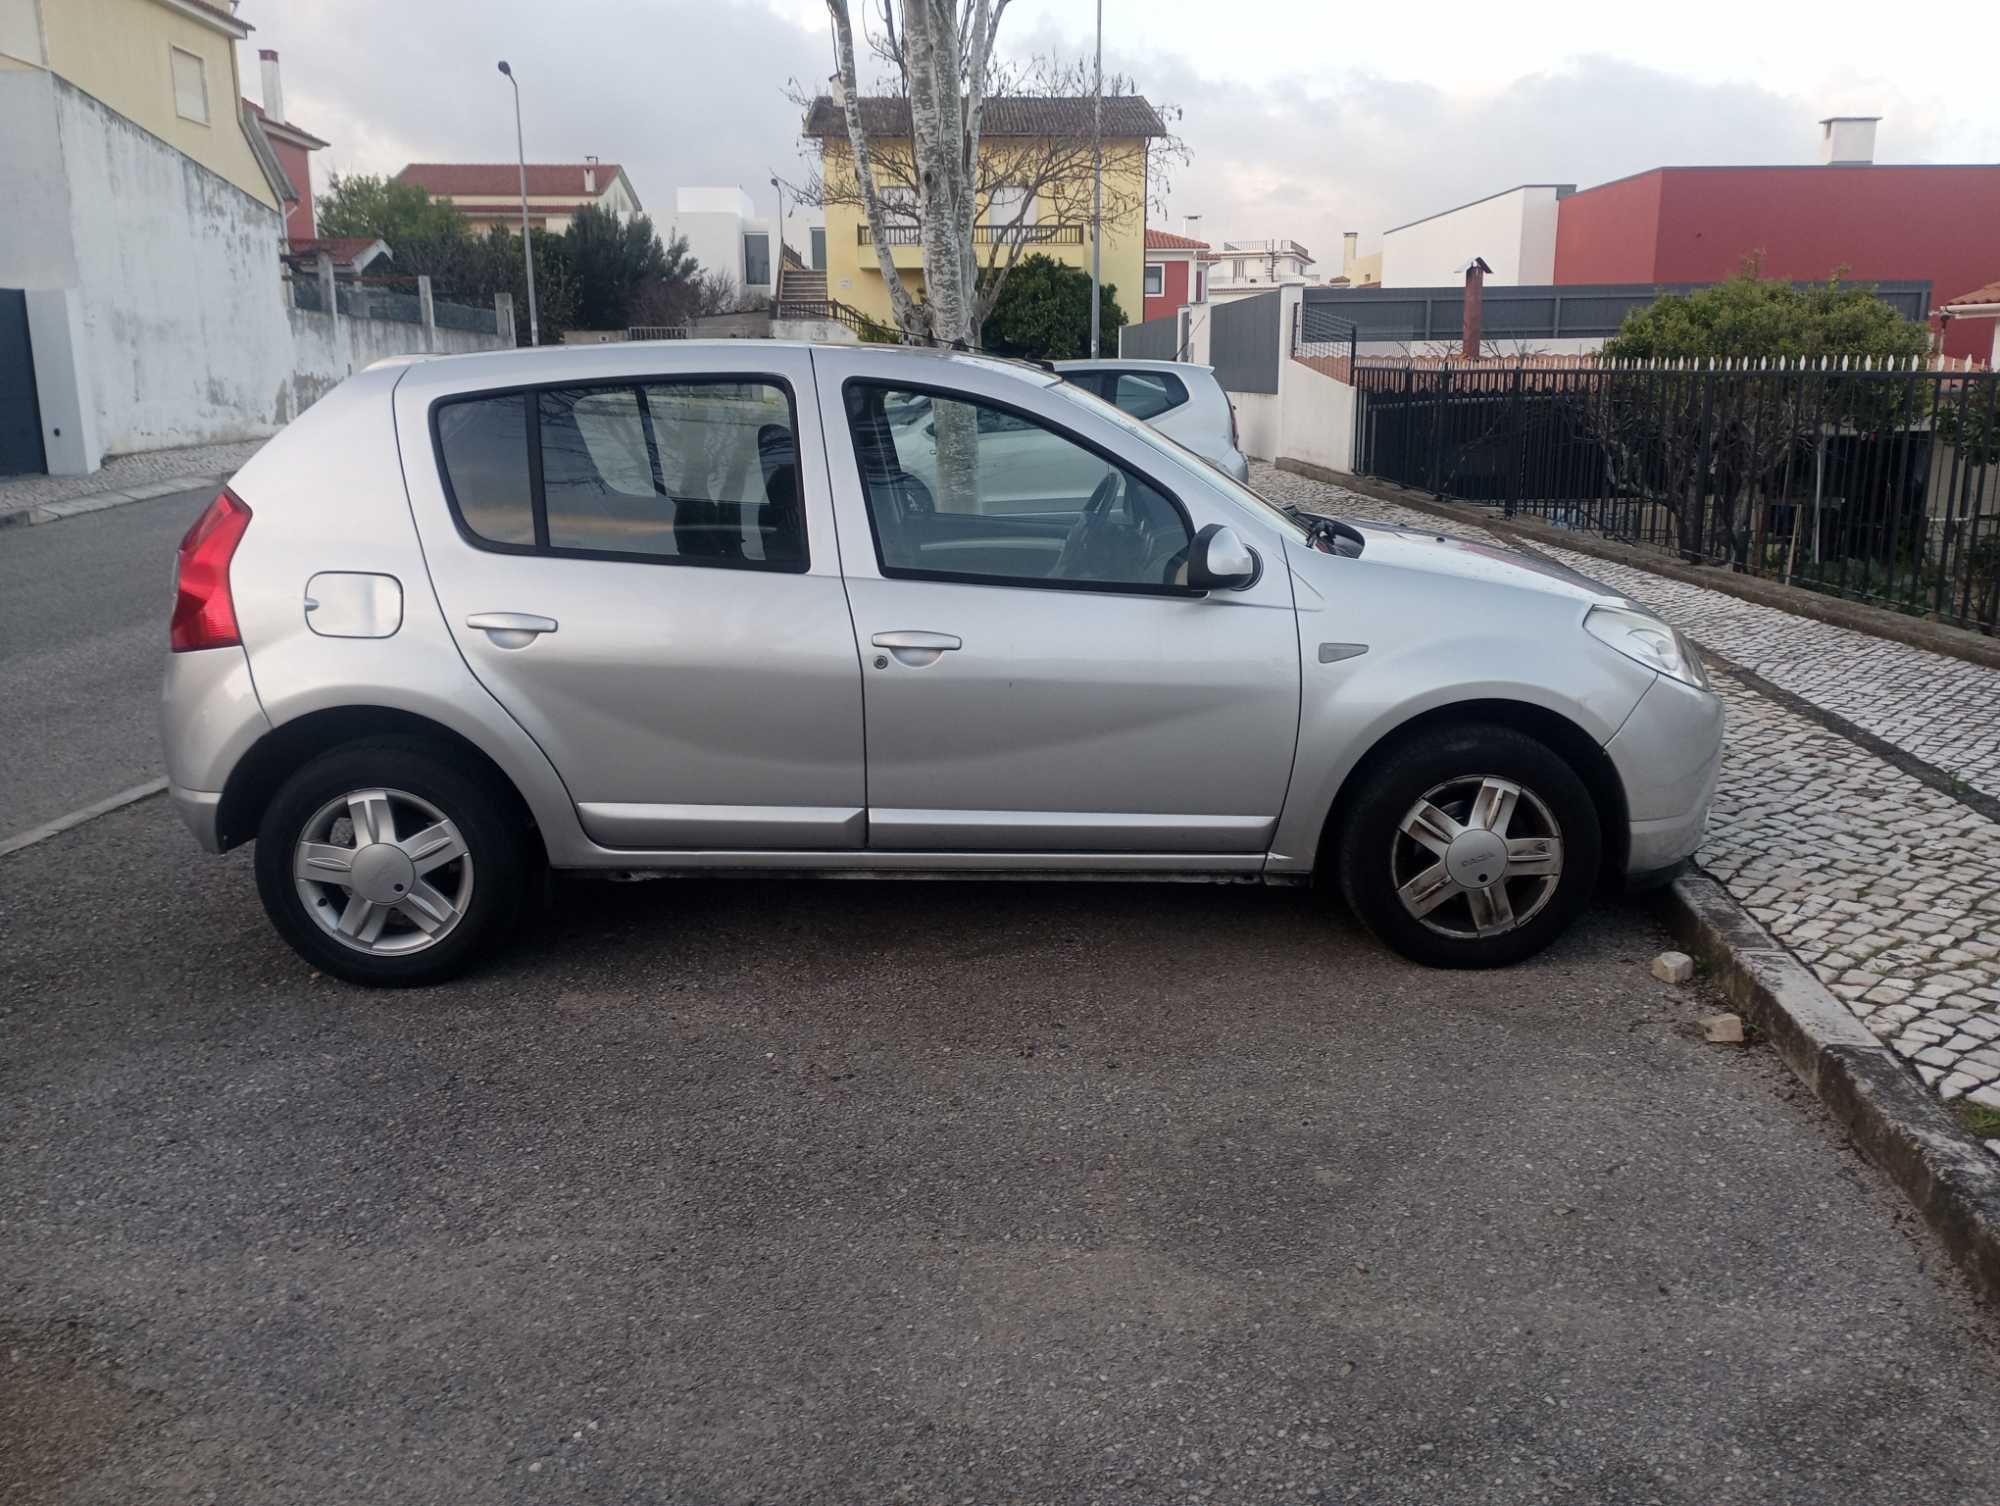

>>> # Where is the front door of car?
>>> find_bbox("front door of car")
[395,347,865,850]
[817,359,1300,856]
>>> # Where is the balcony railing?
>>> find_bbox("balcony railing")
[857,223,1085,247]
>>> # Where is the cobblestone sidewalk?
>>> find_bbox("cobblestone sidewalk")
[1251,463,2000,1141]
[0,437,268,525]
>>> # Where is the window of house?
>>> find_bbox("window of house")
[844,383,1192,593]
[435,381,805,570]
[1195,268,1206,302]
[987,184,1037,228]
[742,233,772,289]
[1144,264,1165,297]
[809,225,826,271]
[169,45,209,124]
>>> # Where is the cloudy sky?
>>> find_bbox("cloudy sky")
[245,0,1994,267]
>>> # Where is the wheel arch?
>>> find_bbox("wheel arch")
[1313,698,1630,886]
[215,705,545,860]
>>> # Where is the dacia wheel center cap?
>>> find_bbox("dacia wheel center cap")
[1444,828,1508,889]
[349,842,416,904]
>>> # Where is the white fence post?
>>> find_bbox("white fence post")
[418,275,436,353]
[494,291,516,347]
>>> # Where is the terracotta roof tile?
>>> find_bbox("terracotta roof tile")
[1943,279,2000,309]
[1145,228,1209,250]
[396,163,627,198]
[804,96,1166,140]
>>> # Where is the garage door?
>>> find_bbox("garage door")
[0,289,47,478]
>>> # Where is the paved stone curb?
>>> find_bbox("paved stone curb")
[1662,871,2000,1304]
[0,471,232,530]
[1275,460,2000,674]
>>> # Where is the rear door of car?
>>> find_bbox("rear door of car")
[394,345,866,851]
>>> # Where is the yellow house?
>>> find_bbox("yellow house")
[802,94,1164,329]
[0,0,285,211]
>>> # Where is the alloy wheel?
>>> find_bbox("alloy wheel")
[292,787,475,955]
[1389,775,1564,939]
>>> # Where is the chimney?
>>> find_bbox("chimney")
[1460,256,1492,361]
[1820,115,1880,166]
[1342,231,1358,276]
[584,155,598,194]
[1183,212,1202,240]
[258,48,284,125]
[828,71,846,107]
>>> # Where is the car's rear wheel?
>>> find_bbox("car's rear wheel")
[253,738,526,987]
[1336,723,1601,969]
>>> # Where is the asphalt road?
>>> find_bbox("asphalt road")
[5,800,2000,1504]
[5,489,2000,1503]
[0,487,211,842]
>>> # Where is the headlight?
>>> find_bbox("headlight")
[1584,605,1711,690]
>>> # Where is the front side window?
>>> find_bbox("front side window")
[170,45,208,124]
[845,383,1192,592]
[1144,264,1165,297]
[436,380,805,570]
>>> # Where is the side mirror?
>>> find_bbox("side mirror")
[1187,523,1260,591]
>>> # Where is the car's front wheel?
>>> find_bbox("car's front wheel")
[253,738,527,987]
[1336,723,1602,969]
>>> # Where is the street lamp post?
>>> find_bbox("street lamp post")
[770,175,786,293]
[496,60,539,347]
[1089,0,1103,358]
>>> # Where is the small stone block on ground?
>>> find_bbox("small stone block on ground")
[1702,1012,1746,1045]
[1652,951,1695,984]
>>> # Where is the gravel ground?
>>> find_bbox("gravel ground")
[5,800,1999,1505]
[0,440,265,514]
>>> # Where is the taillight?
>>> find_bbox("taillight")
[170,489,251,652]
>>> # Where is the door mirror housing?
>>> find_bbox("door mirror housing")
[1187,523,1259,591]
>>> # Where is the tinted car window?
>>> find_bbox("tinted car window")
[435,393,534,545]
[438,381,805,570]
[1111,371,1188,421]
[846,382,1192,592]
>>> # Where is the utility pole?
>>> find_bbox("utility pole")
[1089,0,1102,357]
[497,61,539,347]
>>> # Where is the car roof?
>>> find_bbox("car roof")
[1051,357,1216,375]
[395,339,1058,387]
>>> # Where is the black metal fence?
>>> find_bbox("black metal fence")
[286,274,497,335]
[1353,359,2000,632]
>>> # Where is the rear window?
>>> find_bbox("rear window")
[1109,371,1188,421]
[434,379,806,570]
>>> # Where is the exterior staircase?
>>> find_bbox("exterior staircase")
[776,265,827,304]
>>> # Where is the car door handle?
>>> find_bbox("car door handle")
[466,612,558,648]
[871,631,962,651]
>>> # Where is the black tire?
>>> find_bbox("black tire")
[1335,722,1602,969]
[253,736,528,987]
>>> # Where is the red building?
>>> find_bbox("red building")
[1553,163,2000,360]
[246,50,328,243]
[1142,228,1210,322]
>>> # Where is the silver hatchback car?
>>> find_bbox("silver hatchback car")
[1052,358,1252,481]
[163,342,1722,987]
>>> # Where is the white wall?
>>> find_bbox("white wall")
[671,186,781,297]
[0,69,504,467]
[1278,358,1356,475]
[0,0,43,65]
[284,304,503,422]
[1232,391,1281,462]
[1380,185,1566,288]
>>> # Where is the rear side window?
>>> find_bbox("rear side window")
[1110,371,1188,421]
[435,393,534,545]
[435,379,805,570]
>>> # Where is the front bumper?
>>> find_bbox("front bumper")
[1604,672,1724,877]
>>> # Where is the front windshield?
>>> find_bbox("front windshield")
[1043,377,1316,540]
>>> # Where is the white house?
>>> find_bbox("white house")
[1206,239,1317,303]
[669,187,787,303]
[1378,184,1571,289]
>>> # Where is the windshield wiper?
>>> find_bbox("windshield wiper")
[1279,504,1366,557]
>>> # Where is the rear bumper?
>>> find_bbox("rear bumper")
[1605,673,1724,878]
[160,645,269,851]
